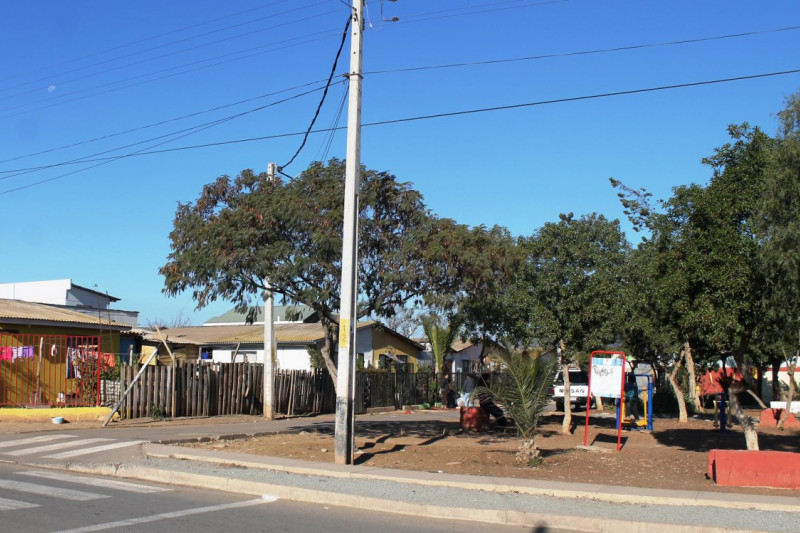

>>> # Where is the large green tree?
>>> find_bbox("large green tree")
[757,91,800,428]
[614,125,772,447]
[161,159,442,388]
[517,213,629,433]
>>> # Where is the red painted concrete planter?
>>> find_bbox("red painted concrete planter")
[759,408,799,429]
[460,406,489,432]
[707,449,800,489]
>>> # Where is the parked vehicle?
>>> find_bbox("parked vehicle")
[551,368,590,412]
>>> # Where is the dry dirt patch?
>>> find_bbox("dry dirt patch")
[181,411,800,496]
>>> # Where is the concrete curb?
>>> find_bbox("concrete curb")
[0,407,116,423]
[144,443,800,514]
[43,461,769,533]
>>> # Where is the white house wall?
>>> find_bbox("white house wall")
[452,345,483,373]
[0,279,72,305]
[210,345,311,370]
[356,327,374,366]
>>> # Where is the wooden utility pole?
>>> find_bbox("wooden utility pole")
[263,162,277,420]
[334,0,364,466]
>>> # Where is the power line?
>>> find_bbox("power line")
[3,67,798,197]
[0,82,341,179]
[0,0,298,85]
[279,15,352,173]
[375,0,568,27]
[0,31,340,121]
[4,22,797,167]
[0,77,331,167]
[366,24,800,75]
[0,1,331,96]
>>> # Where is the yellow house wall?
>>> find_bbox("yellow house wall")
[370,328,421,371]
[0,323,123,406]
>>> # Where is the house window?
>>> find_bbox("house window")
[356,353,365,369]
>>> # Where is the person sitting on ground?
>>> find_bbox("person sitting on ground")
[477,374,509,425]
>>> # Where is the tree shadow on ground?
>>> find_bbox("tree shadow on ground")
[354,444,407,464]
[653,428,800,453]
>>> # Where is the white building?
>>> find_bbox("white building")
[0,279,139,326]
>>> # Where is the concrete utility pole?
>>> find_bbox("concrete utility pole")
[263,162,277,420]
[334,0,364,465]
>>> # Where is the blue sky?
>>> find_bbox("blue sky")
[1,0,799,325]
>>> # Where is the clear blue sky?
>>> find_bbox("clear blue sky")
[1,0,799,325]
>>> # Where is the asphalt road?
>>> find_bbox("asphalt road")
[0,463,558,533]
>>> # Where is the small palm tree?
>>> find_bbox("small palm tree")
[476,347,555,466]
[421,314,460,374]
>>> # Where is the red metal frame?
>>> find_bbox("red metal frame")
[0,333,103,407]
[583,350,627,450]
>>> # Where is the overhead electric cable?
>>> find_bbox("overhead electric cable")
[379,0,568,26]
[316,83,349,162]
[0,8,339,107]
[0,1,331,96]
[366,24,800,75]
[0,78,330,166]
[278,15,352,173]
[4,22,797,166]
[0,82,341,179]
[3,66,797,195]
[0,0,297,84]
[0,31,339,120]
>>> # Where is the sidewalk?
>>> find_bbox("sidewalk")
[8,412,800,532]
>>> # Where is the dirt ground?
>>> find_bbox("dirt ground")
[182,410,800,496]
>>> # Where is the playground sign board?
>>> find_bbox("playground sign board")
[584,350,626,450]
[589,357,624,398]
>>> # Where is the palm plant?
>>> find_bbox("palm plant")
[477,347,555,465]
[421,314,460,374]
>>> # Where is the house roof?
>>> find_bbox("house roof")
[154,323,327,346]
[0,298,131,329]
[203,304,318,325]
[149,321,424,349]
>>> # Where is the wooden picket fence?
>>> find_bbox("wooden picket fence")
[119,362,264,419]
[118,364,437,420]
[119,363,337,419]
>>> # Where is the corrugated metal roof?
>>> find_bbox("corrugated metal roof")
[154,323,327,345]
[148,320,424,349]
[0,298,130,328]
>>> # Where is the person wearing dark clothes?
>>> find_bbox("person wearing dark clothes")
[440,373,455,408]
[625,373,640,420]
[477,374,507,425]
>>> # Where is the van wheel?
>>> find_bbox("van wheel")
[555,400,564,412]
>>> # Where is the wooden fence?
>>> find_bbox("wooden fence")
[119,363,264,419]
[118,363,439,420]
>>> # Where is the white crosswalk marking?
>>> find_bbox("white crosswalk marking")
[17,471,168,494]
[0,435,75,449]
[0,496,39,510]
[44,440,145,459]
[1,438,112,457]
[0,480,108,501]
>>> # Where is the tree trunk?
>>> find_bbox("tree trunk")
[561,360,572,435]
[778,354,797,430]
[683,340,704,414]
[668,350,688,423]
[729,382,759,450]
[596,396,604,411]
[319,320,339,390]
[731,332,757,391]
